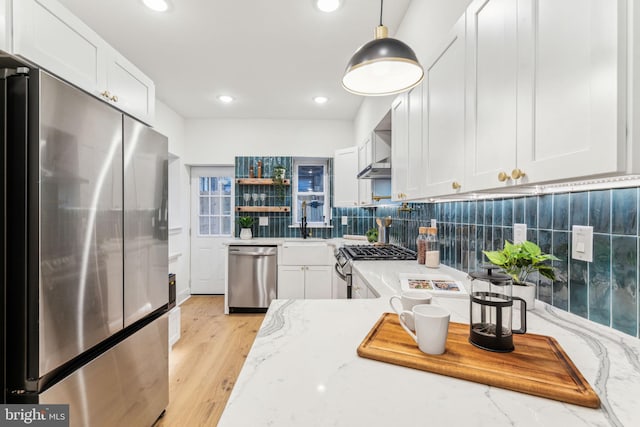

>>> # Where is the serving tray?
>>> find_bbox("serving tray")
[357,313,600,408]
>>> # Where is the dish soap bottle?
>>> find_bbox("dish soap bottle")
[416,227,428,265]
[425,227,440,268]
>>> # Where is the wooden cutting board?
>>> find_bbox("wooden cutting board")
[358,313,600,408]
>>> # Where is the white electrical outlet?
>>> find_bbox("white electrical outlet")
[341,216,348,226]
[572,225,593,262]
[259,217,269,226]
[513,223,527,244]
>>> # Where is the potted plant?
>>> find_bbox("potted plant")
[482,240,558,310]
[238,216,254,240]
[272,165,286,203]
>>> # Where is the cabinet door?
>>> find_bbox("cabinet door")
[304,266,332,299]
[13,0,106,94]
[333,146,359,207]
[277,266,305,299]
[423,15,466,197]
[356,140,372,206]
[406,84,424,199]
[105,48,156,126]
[391,94,409,201]
[465,0,518,191]
[516,0,624,182]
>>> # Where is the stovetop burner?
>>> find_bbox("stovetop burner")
[341,244,417,261]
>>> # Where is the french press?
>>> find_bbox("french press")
[468,266,527,352]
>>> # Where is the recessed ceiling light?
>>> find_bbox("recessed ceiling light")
[315,0,342,13]
[313,96,329,104]
[143,0,169,12]
[217,95,235,104]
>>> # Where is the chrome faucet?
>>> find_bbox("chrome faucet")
[300,201,310,239]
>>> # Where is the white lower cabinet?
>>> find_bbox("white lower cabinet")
[11,0,155,125]
[277,265,332,299]
[352,271,376,299]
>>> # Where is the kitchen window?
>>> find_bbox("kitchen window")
[293,158,329,226]
[198,176,233,236]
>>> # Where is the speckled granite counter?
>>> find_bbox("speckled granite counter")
[218,261,640,426]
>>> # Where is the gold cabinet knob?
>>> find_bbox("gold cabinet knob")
[511,168,526,180]
[498,171,510,182]
[110,94,118,102]
[452,181,461,190]
[100,90,111,99]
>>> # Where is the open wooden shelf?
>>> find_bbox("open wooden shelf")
[236,178,290,185]
[235,206,290,213]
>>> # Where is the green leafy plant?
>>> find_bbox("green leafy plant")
[238,216,254,228]
[483,240,558,285]
[366,228,378,243]
[272,165,286,203]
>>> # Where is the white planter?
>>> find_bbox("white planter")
[240,228,252,240]
[512,282,536,310]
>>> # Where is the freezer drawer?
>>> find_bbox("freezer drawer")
[40,315,168,427]
[228,246,277,311]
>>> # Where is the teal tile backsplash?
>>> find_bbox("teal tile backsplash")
[332,189,640,339]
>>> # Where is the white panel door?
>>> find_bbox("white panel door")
[13,0,106,94]
[465,0,518,190]
[190,166,234,294]
[277,266,305,299]
[333,146,359,207]
[423,15,466,197]
[406,83,424,199]
[105,48,156,125]
[391,94,409,201]
[516,0,624,182]
[357,141,372,205]
[304,266,332,299]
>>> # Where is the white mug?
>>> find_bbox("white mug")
[389,290,432,331]
[398,304,450,355]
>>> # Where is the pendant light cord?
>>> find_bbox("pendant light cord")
[379,0,384,26]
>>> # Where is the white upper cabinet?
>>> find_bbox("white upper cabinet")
[516,0,624,183]
[406,83,424,199]
[105,50,156,125]
[464,0,518,190]
[357,141,372,205]
[333,146,359,207]
[464,0,624,191]
[391,94,409,201]
[423,16,466,197]
[11,0,155,125]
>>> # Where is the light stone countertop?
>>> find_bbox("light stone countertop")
[218,260,640,427]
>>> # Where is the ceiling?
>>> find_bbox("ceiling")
[57,0,412,121]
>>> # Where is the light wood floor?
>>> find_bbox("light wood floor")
[155,296,265,427]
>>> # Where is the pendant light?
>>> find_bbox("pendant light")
[342,0,424,96]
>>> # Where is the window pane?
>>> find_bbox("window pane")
[221,177,232,195]
[297,195,325,223]
[297,165,324,192]
[199,177,209,195]
[199,197,209,215]
[222,197,231,215]
[222,217,231,235]
[211,197,220,215]
[199,216,210,235]
[210,177,220,195]
[211,216,221,235]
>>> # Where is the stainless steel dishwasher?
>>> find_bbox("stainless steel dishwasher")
[228,245,277,313]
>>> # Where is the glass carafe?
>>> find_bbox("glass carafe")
[468,266,527,352]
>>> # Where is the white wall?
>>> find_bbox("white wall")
[184,119,354,165]
[154,100,191,304]
[354,0,473,143]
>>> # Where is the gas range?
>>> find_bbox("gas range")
[334,244,416,299]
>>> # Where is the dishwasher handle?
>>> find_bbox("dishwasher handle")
[229,251,276,256]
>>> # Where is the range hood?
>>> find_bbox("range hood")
[357,162,391,179]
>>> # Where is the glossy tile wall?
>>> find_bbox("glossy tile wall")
[375,190,639,339]
[234,156,334,239]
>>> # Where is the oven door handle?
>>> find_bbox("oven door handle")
[334,264,347,281]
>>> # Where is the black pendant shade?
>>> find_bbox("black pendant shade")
[342,1,424,97]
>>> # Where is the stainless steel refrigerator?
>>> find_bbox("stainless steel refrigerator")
[1,66,169,427]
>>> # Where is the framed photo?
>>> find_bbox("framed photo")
[399,273,468,298]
